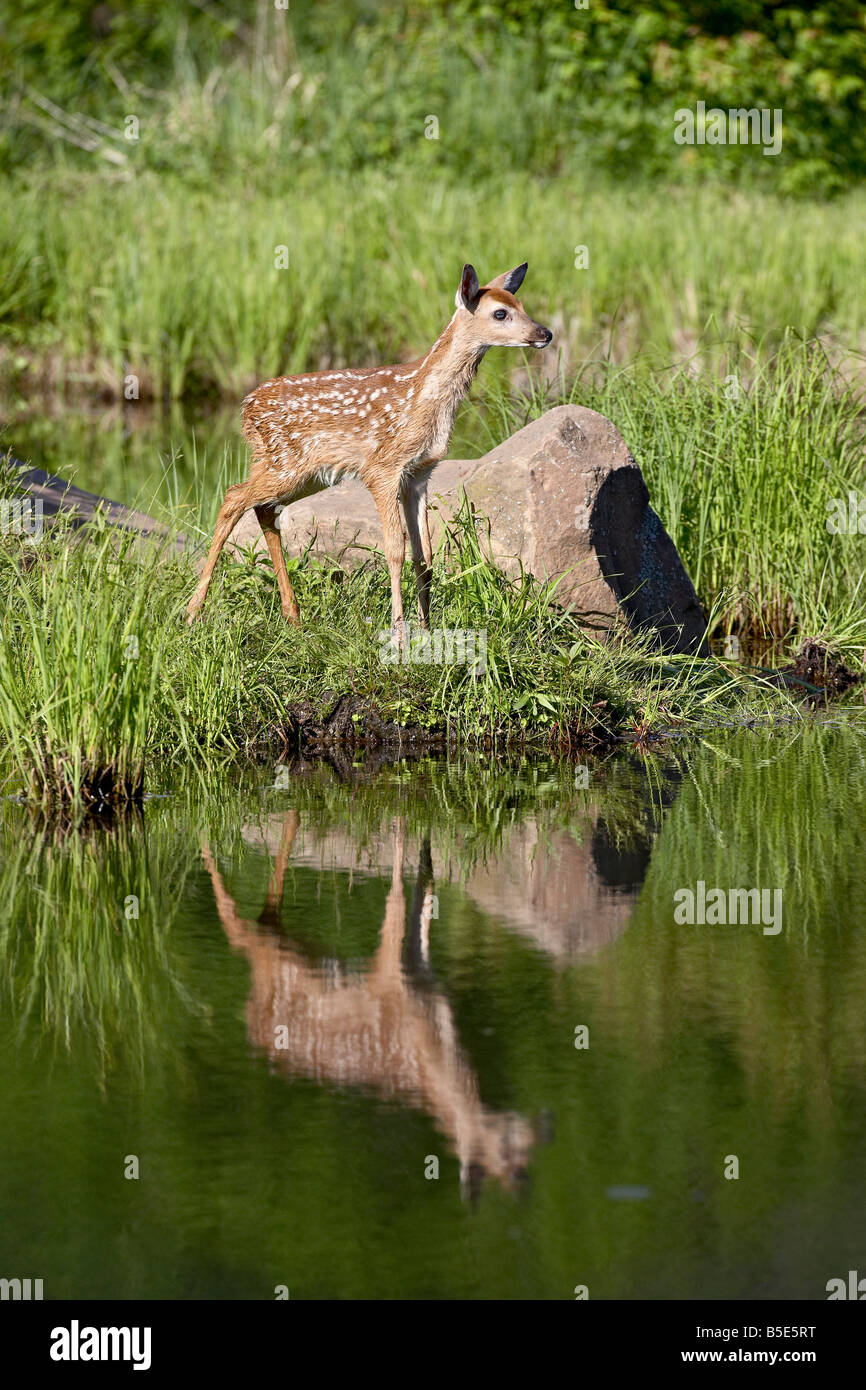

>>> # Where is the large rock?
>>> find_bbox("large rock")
[227,405,707,655]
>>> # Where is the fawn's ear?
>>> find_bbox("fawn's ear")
[456,263,481,310]
[486,261,528,295]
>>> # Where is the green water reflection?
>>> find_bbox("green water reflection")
[1,725,864,1299]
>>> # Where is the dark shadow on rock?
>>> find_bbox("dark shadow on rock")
[590,466,709,655]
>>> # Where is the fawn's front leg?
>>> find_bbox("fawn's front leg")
[401,472,433,630]
[372,486,406,637]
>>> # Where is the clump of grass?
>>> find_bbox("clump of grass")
[0,515,165,805]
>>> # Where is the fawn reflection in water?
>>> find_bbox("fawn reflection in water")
[202,813,536,1196]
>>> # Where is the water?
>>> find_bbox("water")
[4,403,242,521]
[2,723,865,1300]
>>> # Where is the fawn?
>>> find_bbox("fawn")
[186,262,552,631]
[203,812,536,1194]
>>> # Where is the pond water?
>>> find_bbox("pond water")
[1,722,865,1299]
[5,404,238,513]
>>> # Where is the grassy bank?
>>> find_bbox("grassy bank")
[147,339,866,652]
[0,481,798,805]
[8,335,866,663]
[4,335,866,806]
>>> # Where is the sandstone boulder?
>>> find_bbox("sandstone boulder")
[227,405,708,655]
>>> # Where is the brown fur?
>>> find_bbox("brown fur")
[186,263,552,629]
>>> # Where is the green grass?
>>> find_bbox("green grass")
[0,485,799,805]
[3,6,866,411]
[3,171,866,405]
[5,335,866,807]
[3,6,865,806]
[5,2,865,195]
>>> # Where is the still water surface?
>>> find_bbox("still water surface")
[1,724,865,1299]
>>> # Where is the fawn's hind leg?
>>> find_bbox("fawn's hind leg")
[186,482,251,623]
[255,503,300,625]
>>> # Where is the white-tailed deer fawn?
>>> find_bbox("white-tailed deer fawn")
[186,262,552,631]
[202,813,536,1194]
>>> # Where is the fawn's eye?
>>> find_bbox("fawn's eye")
[492,308,508,321]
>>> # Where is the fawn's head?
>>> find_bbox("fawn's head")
[460,1109,537,1201]
[454,262,552,351]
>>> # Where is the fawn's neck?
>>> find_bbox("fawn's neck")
[416,312,486,408]
[402,313,485,461]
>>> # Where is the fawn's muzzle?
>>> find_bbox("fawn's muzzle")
[531,325,553,348]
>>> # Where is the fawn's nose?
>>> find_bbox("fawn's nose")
[534,326,553,347]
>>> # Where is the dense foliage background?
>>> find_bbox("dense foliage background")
[2,1,866,193]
